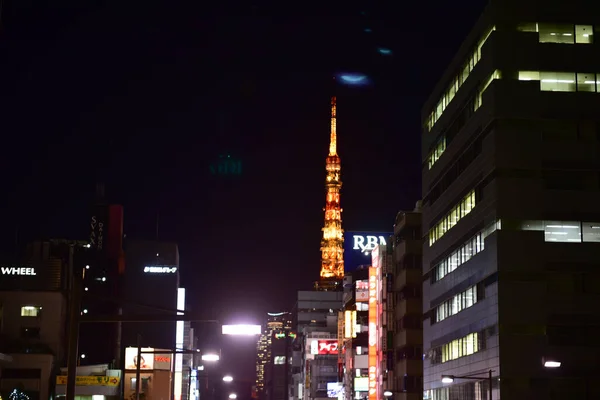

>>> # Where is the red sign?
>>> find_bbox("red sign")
[318,340,338,355]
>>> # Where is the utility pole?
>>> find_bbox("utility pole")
[135,334,142,400]
[66,278,82,400]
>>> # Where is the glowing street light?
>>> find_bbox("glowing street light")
[223,376,233,383]
[222,324,261,336]
[229,394,237,399]
[383,391,393,397]
[544,360,561,368]
[201,353,220,362]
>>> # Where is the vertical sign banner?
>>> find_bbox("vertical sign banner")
[368,266,378,400]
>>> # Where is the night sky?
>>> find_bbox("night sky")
[0,0,487,391]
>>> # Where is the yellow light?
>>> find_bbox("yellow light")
[344,311,352,339]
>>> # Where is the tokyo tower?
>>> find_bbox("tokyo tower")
[316,95,344,291]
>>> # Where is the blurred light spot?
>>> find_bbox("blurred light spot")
[336,73,370,86]
[378,47,392,55]
[364,28,372,33]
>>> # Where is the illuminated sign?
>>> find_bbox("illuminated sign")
[356,280,369,301]
[0,267,36,276]
[124,347,155,370]
[344,311,357,339]
[316,340,338,355]
[154,352,172,371]
[368,266,378,400]
[354,377,369,392]
[56,376,120,386]
[90,215,104,250]
[144,266,177,274]
[344,232,392,271]
[327,382,343,398]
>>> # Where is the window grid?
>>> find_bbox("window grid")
[433,232,484,282]
[21,306,42,317]
[434,286,478,323]
[427,137,447,169]
[425,27,496,132]
[441,332,480,363]
[517,23,594,45]
[429,190,476,246]
[519,71,600,93]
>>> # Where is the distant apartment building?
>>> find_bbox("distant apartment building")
[421,0,600,399]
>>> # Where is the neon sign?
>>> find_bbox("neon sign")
[368,266,378,400]
[353,235,387,255]
[144,266,177,274]
[317,340,338,355]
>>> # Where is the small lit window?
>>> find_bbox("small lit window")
[21,306,42,317]
[538,23,574,44]
[576,73,596,92]
[274,356,286,365]
[518,71,540,81]
[575,25,593,44]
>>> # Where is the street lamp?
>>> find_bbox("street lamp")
[229,394,237,399]
[383,391,393,397]
[223,376,233,383]
[543,358,561,368]
[441,369,494,400]
[222,324,261,336]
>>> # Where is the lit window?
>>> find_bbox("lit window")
[582,222,600,242]
[474,70,501,110]
[518,71,540,81]
[544,221,581,243]
[540,72,576,92]
[425,26,496,132]
[538,23,574,44]
[441,332,480,363]
[21,306,42,317]
[576,73,596,92]
[427,137,446,169]
[429,190,476,246]
[274,356,286,365]
[575,25,593,44]
[435,286,478,323]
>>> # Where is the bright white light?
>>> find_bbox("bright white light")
[101,277,106,282]
[85,244,91,248]
[83,309,88,314]
[85,265,90,269]
[197,365,204,371]
[222,324,261,336]
[441,376,454,383]
[544,360,561,368]
[202,354,220,362]
[223,376,233,382]
[229,394,237,399]
[80,354,86,359]
[84,287,88,291]
[383,391,393,397]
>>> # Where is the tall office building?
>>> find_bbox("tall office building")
[255,312,292,400]
[421,1,600,399]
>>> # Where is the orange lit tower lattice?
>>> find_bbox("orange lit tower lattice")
[318,95,344,287]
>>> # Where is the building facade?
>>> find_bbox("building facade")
[255,312,292,400]
[0,239,88,400]
[391,205,423,400]
[422,0,600,399]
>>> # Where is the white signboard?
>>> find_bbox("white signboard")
[1,267,36,276]
[144,266,177,274]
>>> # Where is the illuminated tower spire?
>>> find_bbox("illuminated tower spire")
[317,95,344,288]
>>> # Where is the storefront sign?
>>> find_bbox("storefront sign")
[0,267,36,276]
[56,376,120,386]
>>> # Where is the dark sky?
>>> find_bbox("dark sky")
[0,0,487,389]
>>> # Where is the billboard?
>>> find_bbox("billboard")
[344,232,392,271]
[310,339,338,355]
[153,352,172,371]
[125,347,155,370]
[327,382,343,398]
[356,280,369,301]
[0,263,63,291]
